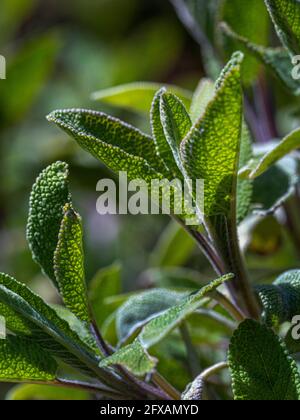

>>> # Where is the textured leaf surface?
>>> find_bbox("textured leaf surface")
[229,319,300,400]
[54,204,89,323]
[0,336,57,382]
[252,158,298,215]
[27,162,71,286]
[116,289,188,343]
[47,109,167,181]
[221,23,300,95]
[257,270,300,327]
[99,340,157,377]
[100,275,232,375]
[89,263,121,328]
[0,273,99,376]
[150,89,182,179]
[92,82,192,113]
[265,0,300,55]
[190,79,215,124]
[159,91,192,173]
[181,52,243,217]
[247,128,300,179]
[237,123,254,223]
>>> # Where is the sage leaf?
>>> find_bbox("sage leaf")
[91,82,192,114]
[189,78,215,124]
[220,0,269,84]
[181,52,243,218]
[229,319,300,400]
[99,274,233,376]
[27,161,71,286]
[265,0,300,56]
[221,23,300,95]
[257,270,300,327]
[54,204,90,323]
[247,128,300,179]
[0,336,57,382]
[47,109,168,181]
[116,289,189,344]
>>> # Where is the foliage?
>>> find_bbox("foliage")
[1,0,300,401]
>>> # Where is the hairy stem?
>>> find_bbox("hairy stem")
[152,372,181,400]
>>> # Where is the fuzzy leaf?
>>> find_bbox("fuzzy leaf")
[100,340,157,377]
[47,109,167,181]
[237,123,254,223]
[252,158,298,215]
[27,162,71,286]
[150,89,182,179]
[54,204,89,323]
[0,336,57,382]
[100,274,233,375]
[256,270,300,327]
[0,273,100,377]
[91,82,192,114]
[265,0,300,55]
[190,79,215,124]
[116,289,188,343]
[181,52,243,217]
[247,128,300,179]
[229,319,300,400]
[221,23,300,95]
[159,91,192,173]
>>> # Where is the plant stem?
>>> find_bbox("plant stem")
[55,378,125,399]
[195,308,237,331]
[152,372,181,400]
[208,290,245,323]
[180,322,201,377]
[200,361,228,381]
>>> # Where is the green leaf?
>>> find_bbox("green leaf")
[251,158,298,215]
[89,263,121,328]
[228,319,300,400]
[159,91,192,174]
[7,383,90,400]
[256,270,300,327]
[247,128,300,179]
[150,89,182,179]
[100,340,157,377]
[54,204,90,323]
[116,289,189,343]
[220,23,300,95]
[91,82,192,114]
[27,161,71,286]
[237,123,254,223]
[0,273,100,377]
[190,79,215,124]
[150,221,196,268]
[265,0,300,55]
[47,109,167,181]
[0,336,57,382]
[181,52,243,217]
[220,0,269,84]
[100,274,233,375]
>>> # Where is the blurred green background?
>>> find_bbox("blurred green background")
[1,0,300,400]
